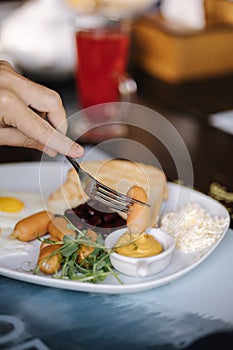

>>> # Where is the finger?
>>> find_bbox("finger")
[0,89,84,157]
[0,60,14,72]
[0,63,67,134]
[0,127,57,157]
[28,86,68,135]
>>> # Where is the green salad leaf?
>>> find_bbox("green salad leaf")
[35,216,122,284]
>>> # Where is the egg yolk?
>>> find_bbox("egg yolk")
[0,197,24,213]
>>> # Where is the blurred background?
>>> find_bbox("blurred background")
[0,0,233,219]
[0,0,232,117]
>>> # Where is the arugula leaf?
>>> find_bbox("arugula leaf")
[35,218,122,284]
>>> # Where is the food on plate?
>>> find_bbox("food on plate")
[6,206,123,283]
[7,210,115,282]
[38,242,63,275]
[0,191,45,229]
[48,216,76,241]
[45,159,167,274]
[113,185,163,258]
[34,227,116,283]
[105,228,175,277]
[126,185,150,235]
[48,159,167,227]
[160,202,229,252]
[64,200,126,237]
[115,232,163,258]
[6,160,167,282]
[8,209,118,283]
[76,229,97,265]
[0,196,24,213]
[0,226,33,259]
[10,211,54,242]
[39,236,60,250]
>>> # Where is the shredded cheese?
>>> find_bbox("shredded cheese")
[160,203,229,253]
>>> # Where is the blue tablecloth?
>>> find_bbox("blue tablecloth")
[0,229,233,350]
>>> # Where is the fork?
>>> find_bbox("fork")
[66,156,150,213]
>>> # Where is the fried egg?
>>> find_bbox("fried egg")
[0,191,46,229]
[0,226,33,260]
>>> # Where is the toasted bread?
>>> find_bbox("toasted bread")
[47,159,168,226]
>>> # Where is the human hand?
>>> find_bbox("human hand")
[0,60,84,158]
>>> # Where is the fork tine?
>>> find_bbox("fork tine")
[96,182,151,207]
[88,182,130,212]
[66,156,150,210]
[93,192,129,213]
[96,186,134,206]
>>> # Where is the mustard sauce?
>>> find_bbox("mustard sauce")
[115,232,163,258]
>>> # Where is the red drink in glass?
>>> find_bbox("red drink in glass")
[75,25,130,112]
[72,16,136,142]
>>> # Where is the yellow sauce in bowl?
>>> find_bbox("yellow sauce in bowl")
[115,232,163,258]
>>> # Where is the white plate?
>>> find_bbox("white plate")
[0,162,230,294]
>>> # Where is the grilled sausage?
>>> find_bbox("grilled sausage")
[38,243,62,275]
[10,210,54,242]
[77,230,97,265]
[48,216,76,241]
[126,186,150,234]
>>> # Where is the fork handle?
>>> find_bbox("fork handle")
[66,156,80,172]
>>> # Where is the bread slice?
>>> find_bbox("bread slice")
[47,159,168,226]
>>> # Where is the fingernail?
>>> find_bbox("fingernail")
[69,143,84,157]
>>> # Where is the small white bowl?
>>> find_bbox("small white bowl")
[105,228,175,278]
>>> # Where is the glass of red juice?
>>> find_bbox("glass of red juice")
[73,15,137,142]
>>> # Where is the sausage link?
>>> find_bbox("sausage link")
[38,243,62,275]
[126,186,150,234]
[39,236,60,251]
[10,211,54,242]
[77,229,97,264]
[48,216,76,241]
